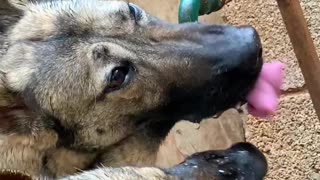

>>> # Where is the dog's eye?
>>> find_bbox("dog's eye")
[128,3,142,21]
[108,67,129,90]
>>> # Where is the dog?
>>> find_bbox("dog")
[0,0,267,179]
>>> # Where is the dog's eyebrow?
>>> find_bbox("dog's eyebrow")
[94,42,137,60]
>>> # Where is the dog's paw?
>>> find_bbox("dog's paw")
[164,142,267,180]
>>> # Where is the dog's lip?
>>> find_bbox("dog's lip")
[135,116,151,127]
[212,101,246,119]
[135,99,247,127]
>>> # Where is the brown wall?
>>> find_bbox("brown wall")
[130,0,320,179]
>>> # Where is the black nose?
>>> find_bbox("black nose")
[204,25,263,74]
[226,26,263,71]
[225,142,268,180]
[164,142,267,180]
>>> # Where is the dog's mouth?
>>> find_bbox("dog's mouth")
[136,97,250,139]
[135,24,264,137]
[180,101,246,123]
[213,101,246,119]
[136,55,263,139]
[135,100,245,125]
[137,58,263,138]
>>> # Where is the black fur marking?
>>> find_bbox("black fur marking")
[96,128,106,135]
[49,115,75,148]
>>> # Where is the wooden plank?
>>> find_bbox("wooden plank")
[276,0,320,120]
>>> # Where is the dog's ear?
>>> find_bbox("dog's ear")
[0,73,37,135]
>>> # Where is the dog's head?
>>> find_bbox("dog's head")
[0,0,262,160]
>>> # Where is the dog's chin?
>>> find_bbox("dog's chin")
[141,99,247,140]
[182,99,247,123]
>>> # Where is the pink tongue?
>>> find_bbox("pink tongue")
[246,62,286,118]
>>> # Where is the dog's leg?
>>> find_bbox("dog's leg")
[44,148,97,178]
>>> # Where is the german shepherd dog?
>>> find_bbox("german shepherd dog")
[0,0,267,179]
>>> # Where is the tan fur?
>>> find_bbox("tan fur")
[0,131,57,176]
[59,167,172,180]
[0,0,265,179]
[45,149,97,177]
[0,0,189,178]
[0,1,165,178]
